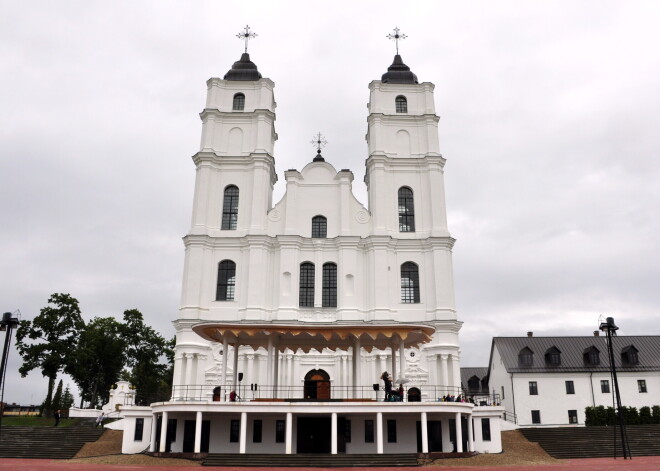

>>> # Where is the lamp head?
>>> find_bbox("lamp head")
[599,316,619,332]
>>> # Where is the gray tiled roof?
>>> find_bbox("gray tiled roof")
[461,367,489,393]
[491,335,660,374]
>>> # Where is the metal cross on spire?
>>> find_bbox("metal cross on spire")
[386,27,407,55]
[310,132,328,154]
[237,25,257,53]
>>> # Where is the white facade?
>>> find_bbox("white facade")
[488,335,660,427]
[120,51,503,457]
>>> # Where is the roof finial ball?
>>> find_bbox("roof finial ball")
[311,132,327,162]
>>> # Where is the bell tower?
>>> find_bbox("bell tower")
[189,28,277,237]
[365,43,449,238]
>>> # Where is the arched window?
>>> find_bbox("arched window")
[232,93,245,111]
[221,185,239,230]
[518,347,533,366]
[400,262,420,303]
[395,95,407,113]
[299,262,315,307]
[398,187,415,232]
[322,262,337,307]
[216,260,236,301]
[312,215,327,238]
[545,346,561,366]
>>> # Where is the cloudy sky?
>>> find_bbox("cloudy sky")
[1,1,659,404]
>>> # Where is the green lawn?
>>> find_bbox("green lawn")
[0,416,79,427]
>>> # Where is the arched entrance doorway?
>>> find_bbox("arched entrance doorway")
[304,369,331,400]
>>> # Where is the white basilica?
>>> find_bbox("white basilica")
[120,32,503,457]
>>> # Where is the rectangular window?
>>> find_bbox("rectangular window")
[565,380,575,394]
[601,380,610,393]
[299,263,315,307]
[275,420,285,443]
[529,381,538,395]
[568,410,578,424]
[387,419,397,443]
[638,380,647,393]
[364,420,374,443]
[230,419,240,443]
[344,420,352,443]
[134,418,144,441]
[481,418,491,441]
[531,410,541,424]
[322,263,337,308]
[252,419,262,443]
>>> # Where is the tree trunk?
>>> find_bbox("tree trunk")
[42,376,56,416]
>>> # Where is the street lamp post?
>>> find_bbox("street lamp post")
[0,311,20,437]
[599,316,632,460]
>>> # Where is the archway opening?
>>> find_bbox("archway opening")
[304,369,331,400]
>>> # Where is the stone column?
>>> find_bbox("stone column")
[184,354,193,398]
[266,336,274,387]
[455,412,463,453]
[149,413,158,452]
[421,412,429,453]
[194,411,203,453]
[441,354,449,395]
[376,412,383,454]
[285,412,293,454]
[273,344,280,397]
[232,342,240,392]
[331,412,338,454]
[391,344,397,384]
[399,342,406,382]
[239,412,247,453]
[221,337,229,395]
[159,411,168,453]
[467,416,474,452]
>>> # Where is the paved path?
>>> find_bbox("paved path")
[1,457,660,470]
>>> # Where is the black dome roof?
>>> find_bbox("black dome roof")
[224,53,262,81]
[381,55,418,84]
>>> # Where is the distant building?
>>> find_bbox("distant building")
[1,403,40,416]
[487,333,660,426]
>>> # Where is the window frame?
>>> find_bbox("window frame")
[312,215,327,238]
[233,93,245,111]
[230,419,240,442]
[299,262,315,307]
[252,419,262,443]
[397,187,416,232]
[275,420,285,443]
[565,380,575,395]
[221,185,239,230]
[600,380,610,394]
[216,260,236,301]
[481,418,491,441]
[395,95,408,113]
[134,417,144,441]
[364,420,374,443]
[322,262,337,308]
[638,379,647,393]
[529,381,538,396]
[400,262,420,304]
[387,419,397,443]
[568,410,578,424]
[531,410,541,424]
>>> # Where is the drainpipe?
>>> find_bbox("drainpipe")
[589,372,595,407]
[510,373,517,424]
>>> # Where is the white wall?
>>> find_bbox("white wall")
[121,409,153,454]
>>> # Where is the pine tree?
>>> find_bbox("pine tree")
[52,379,63,411]
[62,384,75,410]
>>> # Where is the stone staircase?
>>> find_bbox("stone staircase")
[202,452,420,467]
[0,420,105,459]
[520,425,660,459]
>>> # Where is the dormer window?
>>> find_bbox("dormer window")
[583,346,600,366]
[545,346,561,366]
[621,345,639,365]
[233,93,245,111]
[518,347,533,367]
[467,375,481,391]
[395,95,407,113]
[312,215,327,238]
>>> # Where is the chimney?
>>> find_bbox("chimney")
[527,331,533,337]
[593,331,600,337]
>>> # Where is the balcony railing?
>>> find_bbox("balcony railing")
[169,384,501,406]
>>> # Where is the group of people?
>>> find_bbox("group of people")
[438,394,465,402]
[381,371,404,402]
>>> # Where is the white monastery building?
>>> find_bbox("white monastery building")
[121,31,503,457]
[487,333,660,427]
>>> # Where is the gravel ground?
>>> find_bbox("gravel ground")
[68,429,555,467]
[425,430,560,467]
